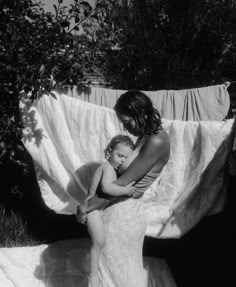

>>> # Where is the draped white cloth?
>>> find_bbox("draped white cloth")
[65,84,230,121]
[0,85,234,287]
[0,239,176,287]
[20,91,234,238]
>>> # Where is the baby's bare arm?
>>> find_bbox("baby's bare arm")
[86,165,103,200]
[101,163,135,196]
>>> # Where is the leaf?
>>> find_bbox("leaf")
[90,14,98,20]
[60,21,70,27]
[80,1,92,17]
[58,0,63,4]
[80,1,92,9]
[39,64,45,75]
[95,2,107,9]
[53,4,58,13]
[75,15,81,23]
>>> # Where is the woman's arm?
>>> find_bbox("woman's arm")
[77,164,135,219]
[118,146,140,174]
[76,132,169,220]
[101,164,135,196]
[114,133,169,186]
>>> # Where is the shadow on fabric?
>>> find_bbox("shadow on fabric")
[34,238,91,287]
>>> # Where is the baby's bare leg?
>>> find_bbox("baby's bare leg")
[76,196,110,224]
[87,210,105,287]
[87,195,110,213]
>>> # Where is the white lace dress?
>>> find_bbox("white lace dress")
[99,197,147,287]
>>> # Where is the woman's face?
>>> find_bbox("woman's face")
[117,114,142,136]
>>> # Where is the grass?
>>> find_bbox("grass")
[0,145,89,247]
[0,194,90,247]
[0,207,40,247]
[0,203,89,248]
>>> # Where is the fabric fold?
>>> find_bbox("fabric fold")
[21,91,235,238]
[0,239,176,287]
[65,84,230,121]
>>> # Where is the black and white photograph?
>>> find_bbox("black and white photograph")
[0,1,236,286]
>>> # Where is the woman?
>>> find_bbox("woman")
[78,90,170,286]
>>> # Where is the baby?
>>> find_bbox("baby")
[79,135,136,287]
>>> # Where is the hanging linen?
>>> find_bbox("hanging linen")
[21,91,235,238]
[65,84,230,121]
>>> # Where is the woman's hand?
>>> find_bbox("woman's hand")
[131,191,143,199]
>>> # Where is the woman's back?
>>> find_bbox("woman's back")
[148,128,170,174]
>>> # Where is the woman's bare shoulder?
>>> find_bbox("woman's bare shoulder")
[146,129,170,149]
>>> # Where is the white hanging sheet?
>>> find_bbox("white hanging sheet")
[21,91,235,238]
[65,84,230,121]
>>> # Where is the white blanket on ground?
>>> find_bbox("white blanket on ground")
[21,91,235,239]
[0,239,176,287]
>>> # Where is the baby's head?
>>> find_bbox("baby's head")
[104,135,135,170]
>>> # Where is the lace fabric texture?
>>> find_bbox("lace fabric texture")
[99,197,147,287]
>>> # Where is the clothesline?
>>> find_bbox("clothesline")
[224,80,236,88]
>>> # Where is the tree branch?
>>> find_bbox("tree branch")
[67,7,97,33]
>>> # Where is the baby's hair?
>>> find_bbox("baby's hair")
[104,135,135,158]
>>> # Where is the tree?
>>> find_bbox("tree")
[87,0,236,90]
[0,0,100,244]
[0,0,109,170]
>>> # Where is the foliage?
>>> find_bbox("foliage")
[0,0,98,170]
[2,0,235,165]
[88,0,236,90]
[0,0,105,228]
